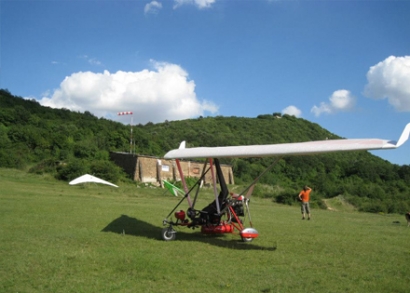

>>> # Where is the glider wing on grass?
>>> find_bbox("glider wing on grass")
[69,174,119,188]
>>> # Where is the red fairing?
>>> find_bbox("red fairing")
[201,223,233,234]
[240,228,259,239]
[240,232,258,238]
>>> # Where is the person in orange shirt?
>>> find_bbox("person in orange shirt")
[298,185,312,220]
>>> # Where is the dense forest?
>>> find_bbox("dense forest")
[1,89,410,214]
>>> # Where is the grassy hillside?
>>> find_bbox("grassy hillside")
[1,89,410,214]
[1,168,409,292]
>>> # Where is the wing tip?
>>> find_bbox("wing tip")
[395,123,410,147]
[178,141,186,149]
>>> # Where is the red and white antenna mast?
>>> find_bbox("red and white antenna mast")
[118,111,134,154]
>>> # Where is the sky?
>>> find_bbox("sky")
[1,0,410,165]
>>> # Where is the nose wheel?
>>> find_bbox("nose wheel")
[161,226,176,241]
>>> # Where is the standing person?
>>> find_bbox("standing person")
[298,185,312,220]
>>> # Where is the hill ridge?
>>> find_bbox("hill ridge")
[1,89,410,213]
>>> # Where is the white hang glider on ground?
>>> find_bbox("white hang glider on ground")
[160,123,410,242]
[69,174,119,188]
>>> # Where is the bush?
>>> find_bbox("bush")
[0,149,26,169]
[275,189,298,205]
[314,199,328,210]
[28,159,58,174]
[56,159,89,181]
[89,160,122,183]
[359,201,388,214]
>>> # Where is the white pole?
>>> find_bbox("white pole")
[130,116,133,154]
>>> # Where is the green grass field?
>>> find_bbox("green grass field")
[1,168,409,293]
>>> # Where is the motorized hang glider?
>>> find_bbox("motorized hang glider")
[161,123,410,242]
[69,174,119,188]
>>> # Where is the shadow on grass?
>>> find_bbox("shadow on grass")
[102,214,159,239]
[102,214,277,251]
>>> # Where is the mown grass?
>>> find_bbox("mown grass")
[323,195,357,212]
[1,168,409,293]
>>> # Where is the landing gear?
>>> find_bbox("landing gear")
[240,227,258,243]
[241,237,254,243]
[161,226,176,241]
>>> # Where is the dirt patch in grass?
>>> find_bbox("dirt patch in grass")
[323,195,356,212]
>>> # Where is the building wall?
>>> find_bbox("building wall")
[109,152,137,180]
[110,152,234,185]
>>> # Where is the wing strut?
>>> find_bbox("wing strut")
[191,160,209,209]
[209,158,220,214]
[175,159,192,208]
[163,166,211,222]
[239,157,282,199]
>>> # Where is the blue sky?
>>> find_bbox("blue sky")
[1,0,410,165]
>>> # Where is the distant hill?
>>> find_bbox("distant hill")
[1,89,409,213]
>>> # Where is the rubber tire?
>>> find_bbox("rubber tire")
[241,237,253,243]
[161,227,176,241]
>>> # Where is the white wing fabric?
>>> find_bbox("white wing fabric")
[69,174,119,187]
[164,123,410,159]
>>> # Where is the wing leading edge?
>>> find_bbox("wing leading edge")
[164,123,410,160]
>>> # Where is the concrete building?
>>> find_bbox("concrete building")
[110,152,234,185]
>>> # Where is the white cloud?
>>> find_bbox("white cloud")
[364,55,410,111]
[39,61,218,124]
[88,58,102,66]
[173,0,215,9]
[311,89,356,117]
[282,105,302,117]
[79,55,103,66]
[144,1,163,14]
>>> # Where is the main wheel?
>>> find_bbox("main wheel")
[240,228,258,243]
[161,227,176,241]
